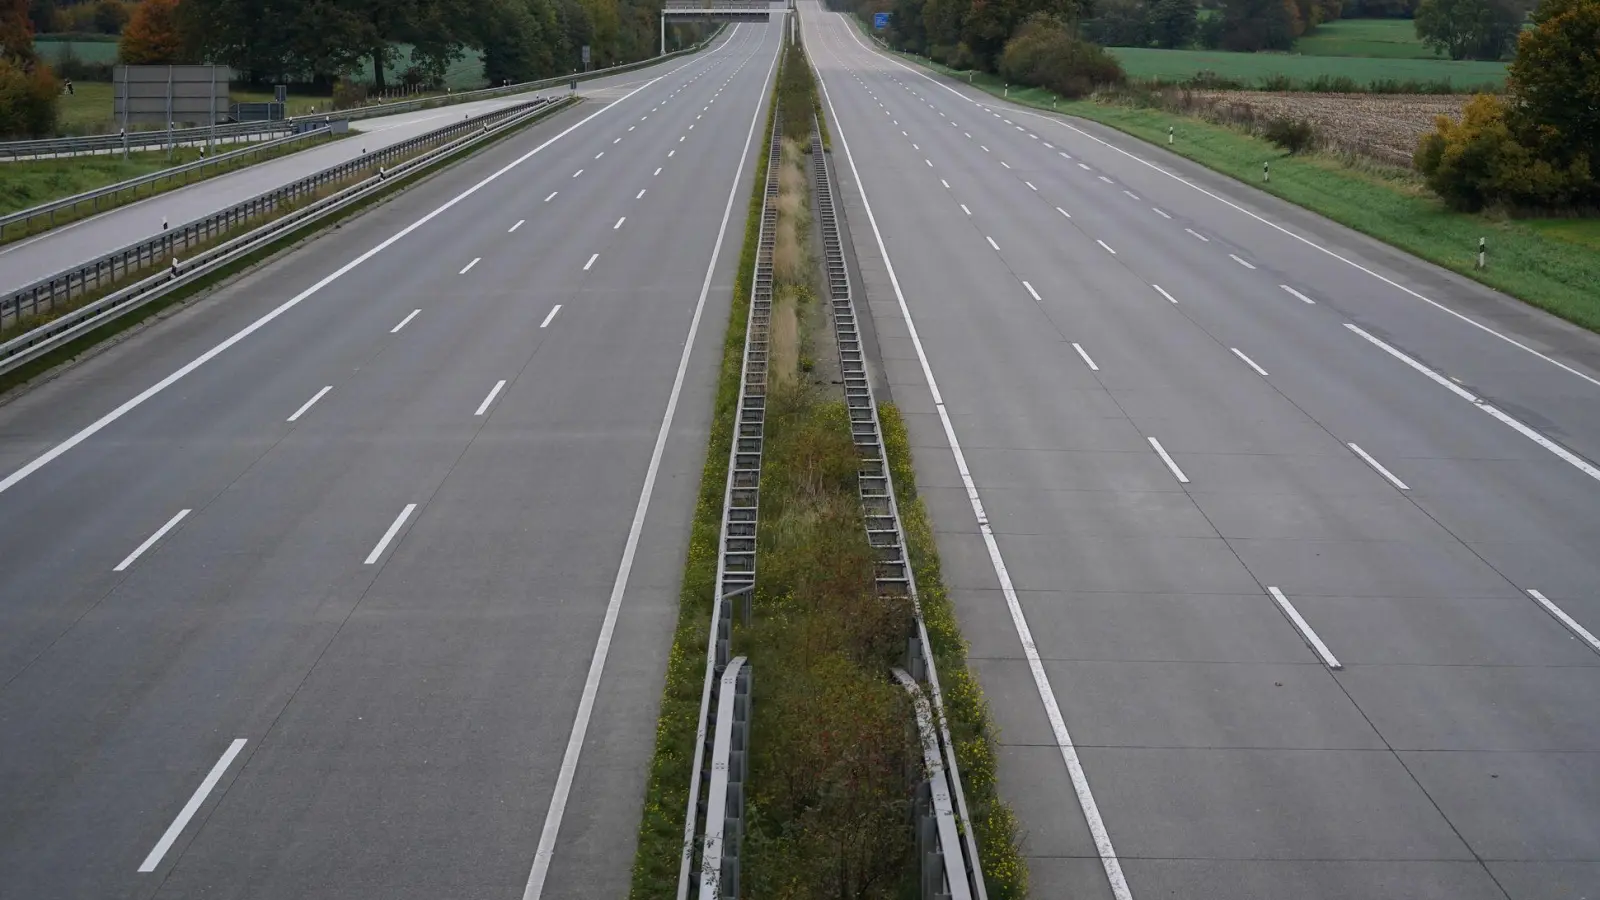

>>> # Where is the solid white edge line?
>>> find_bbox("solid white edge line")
[0,77,666,498]
[526,30,779,900]
[1152,284,1177,303]
[364,503,417,565]
[113,508,191,572]
[475,379,507,416]
[137,738,247,872]
[391,309,421,333]
[1147,436,1188,483]
[1230,348,1268,377]
[850,16,1600,392]
[813,15,1129,900]
[540,305,562,328]
[1345,324,1600,483]
[286,385,333,422]
[1072,343,1099,371]
[1267,587,1343,669]
[1281,284,1316,304]
[1347,442,1410,491]
[459,257,480,274]
[1527,590,1600,653]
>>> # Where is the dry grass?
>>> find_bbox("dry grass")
[773,138,810,284]
[1187,90,1469,165]
[771,284,801,385]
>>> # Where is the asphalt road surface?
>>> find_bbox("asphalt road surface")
[0,31,742,296]
[803,4,1600,899]
[0,18,781,900]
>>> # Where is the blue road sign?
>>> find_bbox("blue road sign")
[874,12,890,28]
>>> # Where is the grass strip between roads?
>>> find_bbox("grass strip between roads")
[0,99,576,395]
[630,30,1023,898]
[859,24,1600,335]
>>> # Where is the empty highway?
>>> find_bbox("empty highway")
[0,19,780,900]
[803,3,1599,899]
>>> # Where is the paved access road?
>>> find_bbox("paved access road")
[0,18,782,900]
[0,32,741,295]
[803,4,1600,899]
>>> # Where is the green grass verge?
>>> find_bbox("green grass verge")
[880,403,1027,900]
[1106,45,1506,90]
[877,46,1600,334]
[626,89,772,900]
[1292,17,1440,59]
[0,99,576,395]
[54,82,335,135]
[1,134,339,244]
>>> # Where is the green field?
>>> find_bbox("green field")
[1293,17,1439,58]
[33,36,119,65]
[1108,45,1508,89]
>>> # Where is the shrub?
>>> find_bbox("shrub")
[997,14,1125,99]
[1262,116,1317,152]
[1414,93,1595,210]
[0,57,59,138]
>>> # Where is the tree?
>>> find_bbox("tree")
[2,0,36,65]
[93,0,129,34]
[26,0,51,33]
[1506,0,1600,168]
[120,0,184,63]
[1149,0,1198,46]
[1083,0,1151,46]
[1215,0,1296,49]
[1414,0,1521,59]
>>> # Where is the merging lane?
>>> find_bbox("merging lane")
[0,18,782,900]
[803,5,1600,899]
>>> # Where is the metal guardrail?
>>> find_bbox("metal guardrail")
[1,95,551,331]
[677,101,783,900]
[0,118,306,161]
[896,668,973,900]
[811,118,985,899]
[0,96,576,375]
[0,125,335,244]
[0,27,727,163]
[700,657,752,900]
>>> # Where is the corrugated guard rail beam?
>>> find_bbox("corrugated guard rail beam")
[0,97,577,377]
[0,125,333,244]
[700,657,752,900]
[0,27,727,163]
[810,118,986,899]
[1,96,549,330]
[675,101,784,900]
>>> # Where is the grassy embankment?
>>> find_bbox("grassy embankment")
[863,29,1600,333]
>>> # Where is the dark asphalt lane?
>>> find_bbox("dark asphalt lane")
[0,17,781,900]
[804,4,1600,899]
